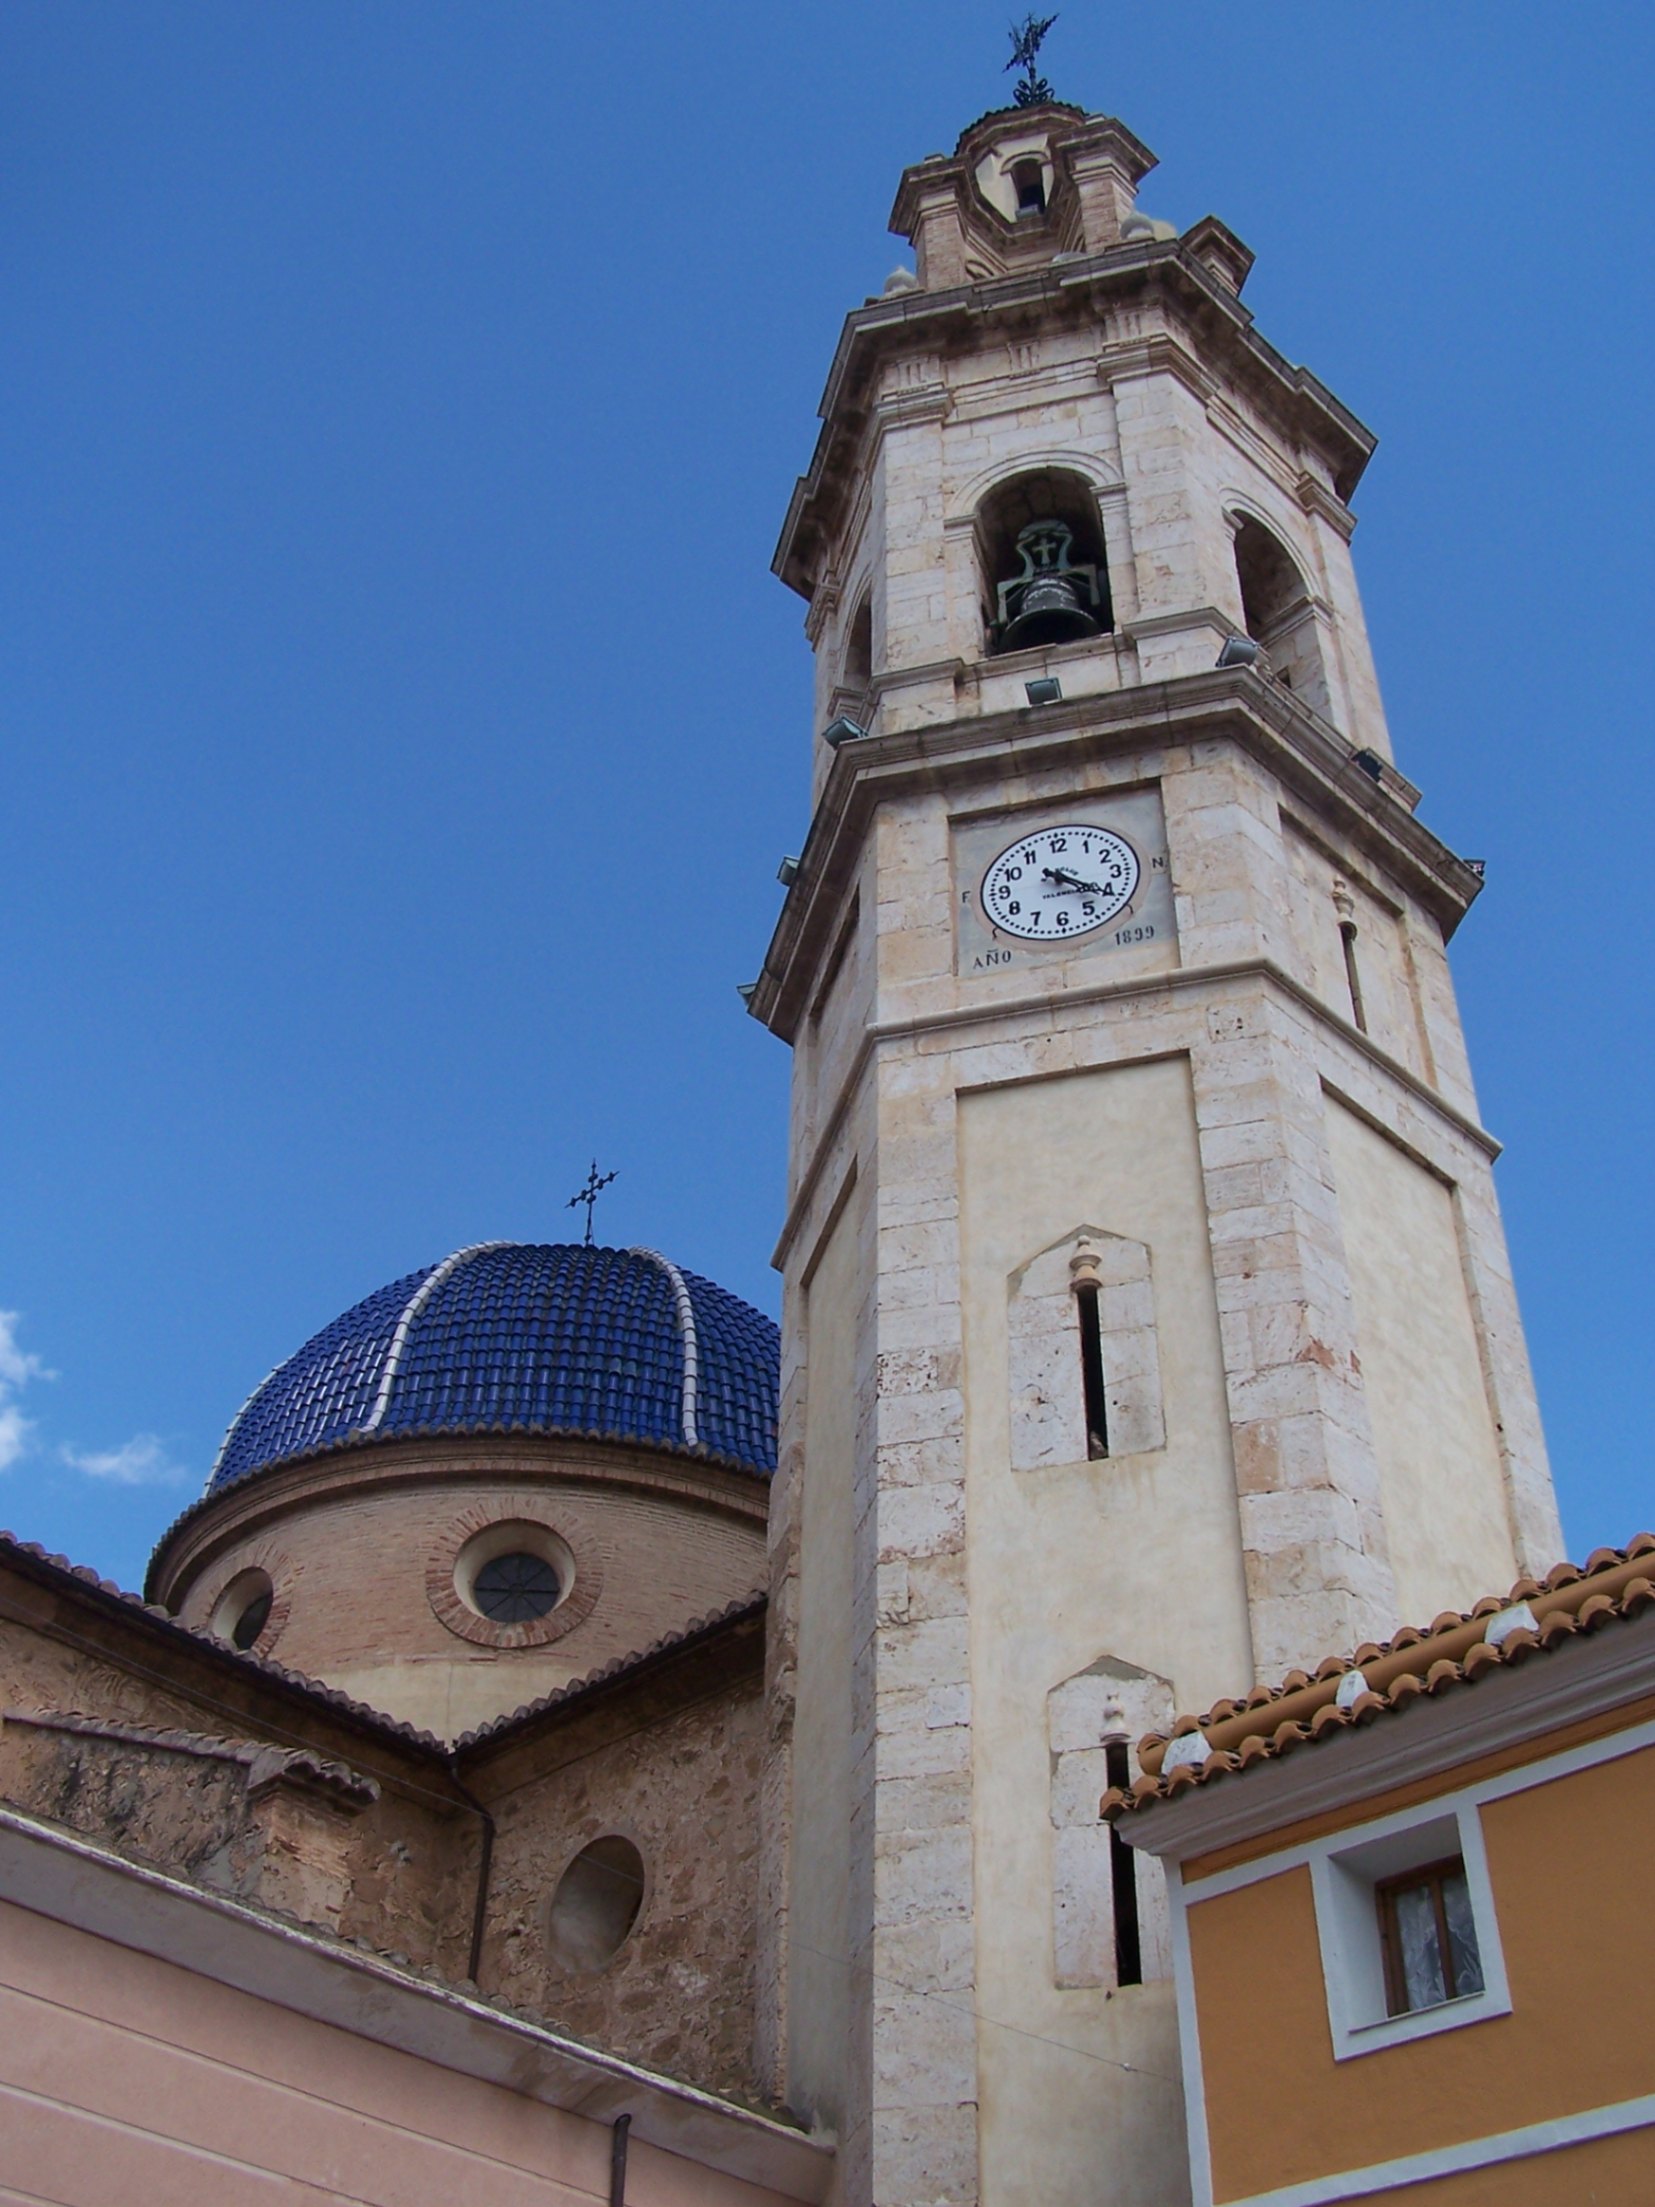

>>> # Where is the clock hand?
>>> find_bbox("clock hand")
[1043,867,1102,893]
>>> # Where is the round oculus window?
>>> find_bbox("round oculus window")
[231,1587,273,1648]
[547,1834,646,1973]
[437,1517,585,1646]
[210,1566,276,1652]
[472,1549,562,1623]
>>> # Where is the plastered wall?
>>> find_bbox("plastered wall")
[959,1054,1253,2207]
[0,1899,807,2207]
[1183,1742,1655,2203]
[1324,1097,1520,1623]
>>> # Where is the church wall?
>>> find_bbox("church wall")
[168,1462,767,1741]
[480,1671,767,2103]
[0,1585,475,1976]
[958,1053,1249,2207]
[0,1894,811,2207]
[1322,1097,1521,1623]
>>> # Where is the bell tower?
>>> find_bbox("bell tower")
[750,96,1560,2207]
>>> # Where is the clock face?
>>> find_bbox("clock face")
[980,823,1141,942]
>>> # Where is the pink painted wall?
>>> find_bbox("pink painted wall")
[0,1898,809,2206]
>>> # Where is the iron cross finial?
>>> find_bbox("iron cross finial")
[1005,12,1060,106]
[566,1159,618,1247]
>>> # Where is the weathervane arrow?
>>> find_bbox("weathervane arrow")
[1005,12,1060,106]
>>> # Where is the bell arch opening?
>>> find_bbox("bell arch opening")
[1231,512,1333,719]
[976,469,1113,657]
[841,592,872,692]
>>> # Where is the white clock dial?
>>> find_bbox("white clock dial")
[980,823,1141,942]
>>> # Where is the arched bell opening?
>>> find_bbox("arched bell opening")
[841,592,872,693]
[977,470,1113,657]
[1231,513,1334,720]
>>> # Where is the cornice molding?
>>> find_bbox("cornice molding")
[774,244,1377,599]
[768,955,1499,1274]
[148,1431,768,1606]
[1295,469,1360,542]
[750,667,1479,1043]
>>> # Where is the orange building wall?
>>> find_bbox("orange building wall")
[0,1897,807,2207]
[1185,1742,1655,2202]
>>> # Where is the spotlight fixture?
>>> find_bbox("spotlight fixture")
[823,716,866,748]
[1215,635,1261,669]
[1024,676,1063,706]
[1352,748,1384,783]
[776,855,800,887]
[736,982,758,1008]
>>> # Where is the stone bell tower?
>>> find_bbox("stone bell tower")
[748,98,1561,2207]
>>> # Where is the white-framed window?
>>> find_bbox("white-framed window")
[1309,1802,1510,2059]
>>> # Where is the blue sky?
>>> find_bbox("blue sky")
[1,3,1650,1595]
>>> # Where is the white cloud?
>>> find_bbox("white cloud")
[0,1311,52,1470]
[61,1434,189,1487]
[0,1310,50,1391]
[0,1403,32,1474]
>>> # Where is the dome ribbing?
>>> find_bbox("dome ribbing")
[210,1243,779,1491]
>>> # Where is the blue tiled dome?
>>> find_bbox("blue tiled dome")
[209,1243,779,1492]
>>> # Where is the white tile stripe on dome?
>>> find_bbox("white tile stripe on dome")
[630,1247,701,1450]
[362,1243,515,1434]
[206,1355,288,1488]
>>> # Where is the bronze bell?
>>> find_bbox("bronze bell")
[996,519,1104,651]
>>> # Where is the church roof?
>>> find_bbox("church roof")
[209,1242,779,1492]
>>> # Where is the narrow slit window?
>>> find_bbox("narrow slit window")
[1376,1856,1484,2016]
[1075,1281,1109,1459]
[1104,1738,1142,1986]
[1338,912,1367,1033]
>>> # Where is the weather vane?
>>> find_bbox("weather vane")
[566,1159,617,1247]
[1005,12,1060,106]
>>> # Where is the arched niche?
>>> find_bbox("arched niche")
[1230,510,1334,721]
[975,467,1114,657]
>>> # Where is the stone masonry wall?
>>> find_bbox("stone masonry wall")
[480,1668,766,2101]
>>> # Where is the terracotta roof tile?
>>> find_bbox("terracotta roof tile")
[451,1592,765,1751]
[1103,1534,1655,1821]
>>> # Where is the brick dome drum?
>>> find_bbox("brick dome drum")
[209,1242,780,1491]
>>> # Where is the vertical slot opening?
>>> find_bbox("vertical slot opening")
[1075,1280,1109,1459]
[1339,915,1367,1033]
[1012,158,1047,215]
[1105,1737,1142,1986]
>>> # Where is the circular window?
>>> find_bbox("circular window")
[453,1519,575,1626]
[429,1511,600,1648]
[547,1835,646,1974]
[473,1550,561,1622]
[210,1568,275,1652]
